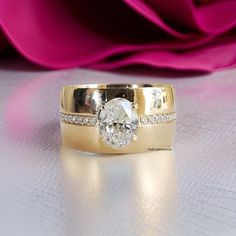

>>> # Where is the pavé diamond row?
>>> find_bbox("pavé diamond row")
[60,112,176,127]
[139,112,176,125]
[60,113,97,127]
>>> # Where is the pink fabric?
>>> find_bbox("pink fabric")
[0,0,236,71]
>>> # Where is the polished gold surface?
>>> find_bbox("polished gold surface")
[61,84,175,114]
[60,84,176,153]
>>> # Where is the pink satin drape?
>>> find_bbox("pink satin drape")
[0,0,236,71]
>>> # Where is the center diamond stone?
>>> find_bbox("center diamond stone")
[98,97,138,148]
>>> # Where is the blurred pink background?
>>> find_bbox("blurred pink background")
[1,0,236,71]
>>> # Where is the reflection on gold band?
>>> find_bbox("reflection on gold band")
[60,148,177,235]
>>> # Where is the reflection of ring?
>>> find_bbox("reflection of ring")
[60,84,176,153]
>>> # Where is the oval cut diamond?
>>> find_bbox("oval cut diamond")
[98,98,138,148]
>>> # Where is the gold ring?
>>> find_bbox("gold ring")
[60,84,176,154]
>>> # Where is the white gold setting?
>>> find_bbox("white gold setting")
[97,98,139,148]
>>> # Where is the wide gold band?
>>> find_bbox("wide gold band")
[60,84,176,153]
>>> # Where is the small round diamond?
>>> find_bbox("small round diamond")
[74,116,80,124]
[64,114,68,123]
[140,116,147,125]
[153,115,160,123]
[163,114,167,122]
[67,115,73,123]
[84,117,91,126]
[78,116,84,125]
[98,98,138,148]
[87,117,97,126]
[148,115,155,125]
[90,117,97,126]
[60,113,65,122]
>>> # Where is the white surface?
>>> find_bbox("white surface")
[0,60,236,236]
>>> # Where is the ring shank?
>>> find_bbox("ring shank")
[61,84,175,115]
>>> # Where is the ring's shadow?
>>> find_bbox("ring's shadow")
[60,148,177,235]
